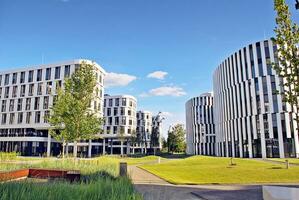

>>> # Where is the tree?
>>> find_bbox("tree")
[161,136,168,152]
[119,127,126,156]
[167,124,186,153]
[49,61,103,158]
[130,130,137,154]
[273,0,299,156]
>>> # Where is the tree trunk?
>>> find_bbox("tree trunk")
[62,140,65,159]
[73,141,78,158]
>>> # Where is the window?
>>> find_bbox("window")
[29,84,34,96]
[113,126,117,134]
[17,99,22,111]
[34,97,40,110]
[121,117,126,125]
[12,73,17,84]
[26,98,31,110]
[128,109,132,116]
[20,85,26,97]
[4,74,9,85]
[26,112,31,124]
[109,99,112,107]
[35,111,41,123]
[107,108,111,116]
[37,83,43,95]
[115,98,119,106]
[4,87,9,98]
[9,99,14,111]
[122,98,126,106]
[115,117,119,125]
[1,113,7,124]
[20,72,25,83]
[64,65,70,77]
[46,82,52,94]
[43,96,49,109]
[0,75,2,86]
[45,68,51,80]
[0,87,2,98]
[9,113,15,124]
[55,80,62,92]
[44,110,50,123]
[12,86,17,98]
[114,107,118,115]
[55,66,61,79]
[108,117,112,125]
[1,100,7,112]
[106,126,111,134]
[17,112,23,124]
[121,107,125,115]
[37,69,42,81]
[28,70,34,82]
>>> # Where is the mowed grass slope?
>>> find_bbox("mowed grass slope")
[140,156,299,184]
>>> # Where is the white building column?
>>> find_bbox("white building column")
[103,138,106,155]
[88,139,92,158]
[47,134,51,157]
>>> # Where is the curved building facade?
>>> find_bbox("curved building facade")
[185,92,215,155]
[213,39,299,158]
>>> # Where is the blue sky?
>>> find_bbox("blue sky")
[0,0,298,137]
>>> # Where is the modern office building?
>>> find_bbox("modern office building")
[103,94,137,155]
[0,59,105,157]
[185,92,215,155]
[213,39,299,158]
[136,110,152,153]
[151,113,163,151]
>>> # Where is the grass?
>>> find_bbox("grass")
[120,156,164,165]
[0,154,142,200]
[140,156,299,184]
[268,158,299,165]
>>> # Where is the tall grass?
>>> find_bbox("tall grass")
[0,152,19,161]
[0,156,142,200]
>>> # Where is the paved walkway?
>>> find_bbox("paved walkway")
[128,165,169,185]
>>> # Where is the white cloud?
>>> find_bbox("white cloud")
[149,86,186,97]
[147,71,168,80]
[161,111,173,117]
[105,72,137,88]
[138,92,150,98]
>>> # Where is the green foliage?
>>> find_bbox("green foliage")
[273,0,299,125]
[167,124,186,153]
[0,152,19,161]
[0,157,141,200]
[48,61,104,156]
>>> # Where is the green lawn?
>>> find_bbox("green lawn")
[140,156,299,184]
[120,156,164,165]
[268,158,299,165]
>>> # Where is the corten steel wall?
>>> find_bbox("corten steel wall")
[213,39,299,158]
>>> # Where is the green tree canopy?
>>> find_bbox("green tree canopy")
[49,61,104,158]
[273,0,299,147]
[167,124,186,153]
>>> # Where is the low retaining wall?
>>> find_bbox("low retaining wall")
[0,169,80,182]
